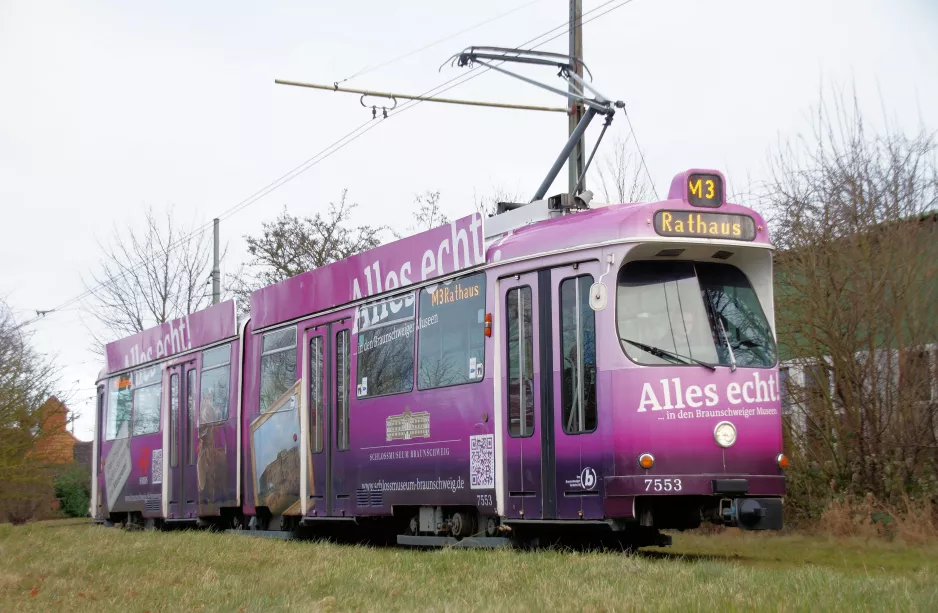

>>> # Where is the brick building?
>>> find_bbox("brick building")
[33,396,80,465]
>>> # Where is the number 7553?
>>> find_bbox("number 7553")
[644,478,682,492]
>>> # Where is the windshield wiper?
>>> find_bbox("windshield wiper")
[620,337,716,371]
[716,317,737,372]
[699,288,737,372]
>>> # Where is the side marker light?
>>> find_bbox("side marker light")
[638,453,655,469]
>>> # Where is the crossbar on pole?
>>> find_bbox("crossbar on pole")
[274,79,567,113]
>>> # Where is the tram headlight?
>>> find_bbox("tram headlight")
[713,421,737,448]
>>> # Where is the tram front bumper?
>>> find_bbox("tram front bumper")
[604,474,786,497]
[602,475,785,530]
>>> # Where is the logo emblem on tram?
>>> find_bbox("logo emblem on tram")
[580,467,597,490]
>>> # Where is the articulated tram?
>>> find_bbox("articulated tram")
[91,169,786,547]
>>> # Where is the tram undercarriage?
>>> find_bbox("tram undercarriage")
[97,490,781,551]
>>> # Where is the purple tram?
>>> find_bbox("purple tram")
[91,169,786,547]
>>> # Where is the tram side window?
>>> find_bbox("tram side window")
[96,389,105,474]
[417,272,486,390]
[336,330,350,451]
[132,383,161,436]
[131,366,161,437]
[200,345,231,423]
[357,293,415,397]
[106,375,132,440]
[260,327,298,413]
[309,336,324,454]
[187,369,196,466]
[560,275,597,434]
[506,286,535,437]
[170,373,179,468]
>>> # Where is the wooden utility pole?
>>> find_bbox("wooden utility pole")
[568,0,585,195]
[212,218,220,305]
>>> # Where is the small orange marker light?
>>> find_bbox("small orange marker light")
[777,453,789,469]
[638,453,655,469]
[484,313,492,337]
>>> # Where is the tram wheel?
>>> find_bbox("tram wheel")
[450,512,471,538]
[408,515,419,535]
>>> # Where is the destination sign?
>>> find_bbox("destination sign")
[686,173,723,207]
[653,210,756,241]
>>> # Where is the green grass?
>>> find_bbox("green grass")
[1,520,936,612]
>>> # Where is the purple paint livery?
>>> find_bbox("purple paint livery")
[92,169,786,544]
[251,213,485,331]
[105,300,237,372]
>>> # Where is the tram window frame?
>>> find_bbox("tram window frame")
[559,274,598,434]
[309,335,325,454]
[169,373,179,468]
[259,326,298,414]
[355,293,416,399]
[416,271,487,391]
[696,262,778,369]
[199,344,231,424]
[187,369,196,466]
[506,285,535,438]
[130,366,162,438]
[336,329,351,451]
[106,375,132,441]
[616,260,777,369]
[131,381,162,436]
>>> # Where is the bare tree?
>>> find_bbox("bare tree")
[594,137,655,203]
[231,190,388,311]
[473,186,524,217]
[84,207,216,348]
[0,299,63,523]
[765,88,938,508]
[408,191,448,233]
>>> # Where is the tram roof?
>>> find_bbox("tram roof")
[97,170,769,374]
[102,300,238,375]
[488,197,771,264]
[250,169,771,332]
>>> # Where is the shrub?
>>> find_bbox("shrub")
[53,463,91,518]
[0,478,55,525]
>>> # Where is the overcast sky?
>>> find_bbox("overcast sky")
[2,0,936,441]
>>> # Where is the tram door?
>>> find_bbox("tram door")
[500,273,544,518]
[500,264,604,520]
[550,263,604,520]
[305,317,353,518]
[167,361,199,519]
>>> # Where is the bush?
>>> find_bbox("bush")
[816,493,938,544]
[0,478,55,525]
[53,463,91,518]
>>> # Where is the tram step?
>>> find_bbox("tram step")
[224,529,295,540]
[397,535,512,548]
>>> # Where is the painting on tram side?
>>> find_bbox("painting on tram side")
[250,380,302,516]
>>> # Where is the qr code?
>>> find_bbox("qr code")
[469,434,494,490]
[151,448,163,485]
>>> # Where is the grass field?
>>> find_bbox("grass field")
[1,520,936,612]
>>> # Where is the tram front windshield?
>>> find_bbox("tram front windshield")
[616,260,776,368]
